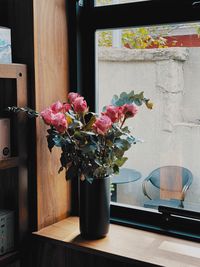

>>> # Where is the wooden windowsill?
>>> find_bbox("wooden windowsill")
[33,216,200,267]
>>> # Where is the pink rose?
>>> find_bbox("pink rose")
[73,97,88,113]
[93,115,112,135]
[40,108,54,125]
[63,103,71,113]
[51,112,68,133]
[122,104,138,118]
[68,92,80,104]
[50,101,63,113]
[104,105,123,123]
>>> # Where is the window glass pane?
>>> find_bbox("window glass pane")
[95,0,147,7]
[96,22,200,213]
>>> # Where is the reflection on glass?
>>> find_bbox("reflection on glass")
[95,0,147,7]
[96,23,200,213]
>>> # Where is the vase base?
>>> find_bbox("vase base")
[80,232,108,240]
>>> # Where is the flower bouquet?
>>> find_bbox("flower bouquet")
[8,90,152,182]
[8,90,152,239]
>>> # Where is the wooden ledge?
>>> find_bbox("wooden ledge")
[33,216,200,267]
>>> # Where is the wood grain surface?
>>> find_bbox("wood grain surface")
[33,216,200,267]
[33,0,70,229]
[0,157,19,170]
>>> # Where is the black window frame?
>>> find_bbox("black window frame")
[66,0,200,242]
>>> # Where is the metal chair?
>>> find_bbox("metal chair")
[142,166,193,208]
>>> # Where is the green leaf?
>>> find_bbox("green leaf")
[60,152,67,168]
[92,166,112,178]
[119,92,129,103]
[133,98,143,106]
[102,106,107,112]
[113,164,119,174]
[114,157,128,167]
[80,144,97,154]
[84,112,98,121]
[47,134,55,152]
[127,90,135,99]
[115,98,126,106]
[136,91,145,99]
[106,139,113,147]
[47,126,57,134]
[120,92,128,99]
[111,125,123,137]
[7,106,39,117]
[132,91,145,106]
[93,166,104,177]
[53,135,66,147]
[121,126,130,133]
[114,139,131,151]
[126,135,136,144]
[83,114,96,131]
[66,165,78,180]
[107,131,115,140]
[113,147,124,158]
[111,95,119,105]
[68,120,82,129]
[74,131,85,141]
[94,159,102,166]
[80,131,96,136]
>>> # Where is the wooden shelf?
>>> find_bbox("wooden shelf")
[0,64,27,79]
[0,250,20,266]
[0,61,28,252]
[0,157,19,170]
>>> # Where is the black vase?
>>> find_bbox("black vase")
[79,176,110,239]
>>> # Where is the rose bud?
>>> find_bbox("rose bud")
[93,115,112,135]
[63,103,71,113]
[50,101,63,113]
[122,104,138,118]
[40,108,54,125]
[73,96,88,113]
[51,112,68,133]
[68,92,80,104]
[104,105,123,123]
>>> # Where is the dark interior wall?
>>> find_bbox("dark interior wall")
[0,0,9,26]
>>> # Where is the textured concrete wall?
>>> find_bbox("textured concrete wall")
[97,47,200,207]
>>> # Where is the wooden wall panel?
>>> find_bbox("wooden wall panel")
[33,0,70,229]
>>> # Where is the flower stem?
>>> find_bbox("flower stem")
[120,117,126,129]
[82,113,86,125]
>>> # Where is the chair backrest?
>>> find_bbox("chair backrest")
[148,166,193,192]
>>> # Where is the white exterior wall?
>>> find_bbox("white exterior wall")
[97,47,200,207]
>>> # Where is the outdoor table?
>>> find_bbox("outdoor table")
[111,168,142,202]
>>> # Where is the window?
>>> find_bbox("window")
[72,0,200,241]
